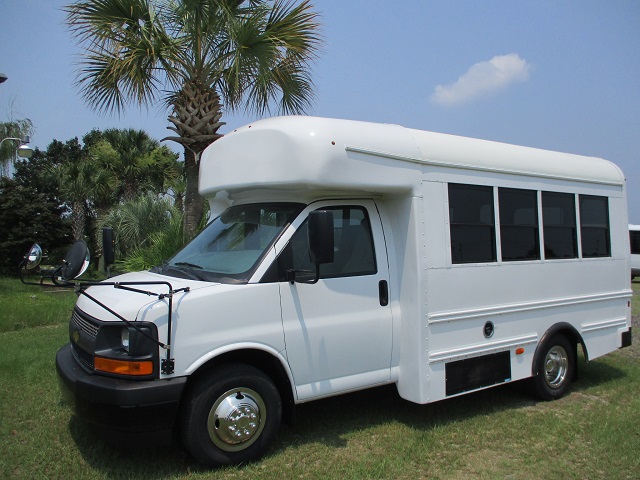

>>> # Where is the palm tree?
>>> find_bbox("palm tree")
[98,192,181,259]
[90,128,180,200]
[65,0,322,237]
[50,154,117,241]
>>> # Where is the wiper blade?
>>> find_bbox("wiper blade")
[171,262,206,281]
[150,262,168,274]
[174,262,203,269]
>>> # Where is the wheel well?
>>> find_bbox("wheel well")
[186,349,295,423]
[533,323,587,381]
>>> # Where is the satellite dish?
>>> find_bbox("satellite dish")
[24,244,43,270]
[60,240,91,280]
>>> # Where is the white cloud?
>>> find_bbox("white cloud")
[431,53,531,106]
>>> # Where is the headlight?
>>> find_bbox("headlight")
[93,322,159,379]
[121,327,130,352]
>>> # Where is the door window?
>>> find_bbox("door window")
[278,206,377,280]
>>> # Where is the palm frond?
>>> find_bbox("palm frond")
[65,0,179,113]
[218,0,322,115]
[66,0,322,135]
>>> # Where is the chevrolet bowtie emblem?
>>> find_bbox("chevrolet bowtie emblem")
[72,329,80,344]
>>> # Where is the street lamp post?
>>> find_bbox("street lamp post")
[0,136,34,159]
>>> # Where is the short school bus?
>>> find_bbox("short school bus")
[56,116,633,466]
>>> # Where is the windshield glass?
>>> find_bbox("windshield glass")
[154,203,304,283]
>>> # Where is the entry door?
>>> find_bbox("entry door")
[277,201,393,401]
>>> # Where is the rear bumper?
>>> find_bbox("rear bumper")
[56,343,187,443]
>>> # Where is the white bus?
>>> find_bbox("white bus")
[54,116,632,466]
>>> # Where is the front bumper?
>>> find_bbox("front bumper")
[56,343,187,444]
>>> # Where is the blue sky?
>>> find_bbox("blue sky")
[2,1,640,221]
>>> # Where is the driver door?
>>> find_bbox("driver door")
[275,200,393,401]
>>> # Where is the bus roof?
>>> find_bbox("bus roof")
[199,116,625,199]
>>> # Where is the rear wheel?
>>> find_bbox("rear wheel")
[181,364,282,466]
[533,334,575,400]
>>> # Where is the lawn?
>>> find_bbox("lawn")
[1,277,638,479]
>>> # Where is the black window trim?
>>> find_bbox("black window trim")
[447,183,613,266]
[269,204,379,283]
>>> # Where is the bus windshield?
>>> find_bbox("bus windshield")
[153,203,304,283]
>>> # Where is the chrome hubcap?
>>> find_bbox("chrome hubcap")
[207,387,266,452]
[544,345,569,389]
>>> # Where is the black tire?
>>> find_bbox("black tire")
[533,334,575,401]
[180,363,282,466]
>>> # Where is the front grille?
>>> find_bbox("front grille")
[71,343,94,370]
[70,308,99,371]
[71,309,99,339]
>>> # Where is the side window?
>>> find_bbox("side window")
[448,184,496,264]
[631,230,640,255]
[542,192,578,259]
[580,195,610,257]
[499,188,540,261]
[279,206,377,280]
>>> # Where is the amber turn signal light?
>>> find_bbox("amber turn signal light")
[94,357,153,376]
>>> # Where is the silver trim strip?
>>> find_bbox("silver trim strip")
[429,333,538,363]
[428,291,632,325]
[581,317,629,333]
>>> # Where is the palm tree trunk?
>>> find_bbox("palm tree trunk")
[72,200,86,241]
[183,148,204,239]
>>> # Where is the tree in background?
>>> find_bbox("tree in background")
[119,207,185,272]
[65,0,322,238]
[2,128,185,273]
[47,139,117,241]
[0,119,33,177]
[97,192,182,261]
[87,128,180,201]
[0,153,71,274]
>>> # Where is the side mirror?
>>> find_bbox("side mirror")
[24,244,43,270]
[20,241,90,285]
[59,240,91,281]
[308,210,335,265]
[286,210,335,285]
[103,227,115,266]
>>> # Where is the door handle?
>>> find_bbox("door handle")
[378,280,389,306]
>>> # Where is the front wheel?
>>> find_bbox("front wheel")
[180,364,282,466]
[533,334,575,401]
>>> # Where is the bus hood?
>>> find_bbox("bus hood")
[74,271,218,323]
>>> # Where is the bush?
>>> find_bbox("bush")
[0,177,71,275]
[98,193,183,261]
[116,209,185,271]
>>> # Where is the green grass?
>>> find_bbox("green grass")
[1,278,639,479]
[0,277,77,332]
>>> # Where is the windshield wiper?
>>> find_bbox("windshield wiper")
[150,262,168,274]
[175,262,203,269]
[171,262,206,281]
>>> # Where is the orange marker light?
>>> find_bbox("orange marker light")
[94,357,153,376]
[515,348,525,355]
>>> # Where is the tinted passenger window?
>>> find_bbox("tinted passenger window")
[499,188,540,261]
[448,184,496,264]
[542,192,578,259]
[631,231,640,255]
[580,195,610,257]
[279,206,377,280]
